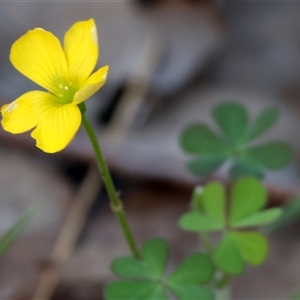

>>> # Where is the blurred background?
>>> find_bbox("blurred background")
[1,1,300,299]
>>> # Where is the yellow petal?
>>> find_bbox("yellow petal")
[1,91,57,134]
[10,28,68,95]
[31,103,81,153]
[73,65,109,105]
[64,19,98,86]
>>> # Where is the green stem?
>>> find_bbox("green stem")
[81,111,140,259]
[208,269,230,300]
[199,231,213,255]
[199,231,231,299]
[216,272,231,289]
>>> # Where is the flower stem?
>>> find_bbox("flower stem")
[81,112,140,259]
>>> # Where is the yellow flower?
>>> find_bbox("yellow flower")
[1,19,109,153]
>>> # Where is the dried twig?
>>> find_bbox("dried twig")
[32,165,101,300]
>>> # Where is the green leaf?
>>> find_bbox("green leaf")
[229,177,267,226]
[167,253,214,300]
[142,239,168,279]
[179,211,224,232]
[229,158,264,180]
[213,102,248,147]
[104,281,168,300]
[167,253,214,285]
[111,257,153,280]
[246,141,292,170]
[202,182,226,225]
[213,233,244,275]
[180,124,228,155]
[231,231,268,265]
[168,285,214,300]
[111,238,168,280]
[0,205,41,257]
[231,208,282,228]
[187,154,228,177]
[246,107,279,141]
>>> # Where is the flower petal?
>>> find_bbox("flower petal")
[64,19,98,86]
[1,91,58,134]
[31,103,81,153]
[73,65,109,105]
[10,28,68,95]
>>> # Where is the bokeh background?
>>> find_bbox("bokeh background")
[1,1,300,299]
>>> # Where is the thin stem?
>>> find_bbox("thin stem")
[216,272,231,289]
[81,112,140,259]
[199,231,213,255]
[199,231,231,299]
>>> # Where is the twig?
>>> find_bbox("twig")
[103,37,163,147]
[32,165,101,300]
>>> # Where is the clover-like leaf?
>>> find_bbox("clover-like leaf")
[232,208,282,228]
[106,239,214,300]
[105,281,168,300]
[213,102,248,147]
[180,123,228,155]
[111,238,168,280]
[213,231,268,275]
[167,285,214,300]
[229,158,264,180]
[179,178,277,277]
[167,253,214,284]
[246,141,292,170]
[229,177,267,226]
[245,107,279,142]
[230,231,268,265]
[142,238,168,279]
[213,232,244,275]
[167,253,214,300]
[110,257,153,280]
[179,211,224,232]
[202,182,226,225]
[180,101,291,180]
[187,154,228,177]
[181,178,278,232]
[180,182,226,232]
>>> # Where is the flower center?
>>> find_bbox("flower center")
[53,74,78,104]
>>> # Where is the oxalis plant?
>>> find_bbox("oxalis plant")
[0,19,292,299]
[180,102,292,179]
